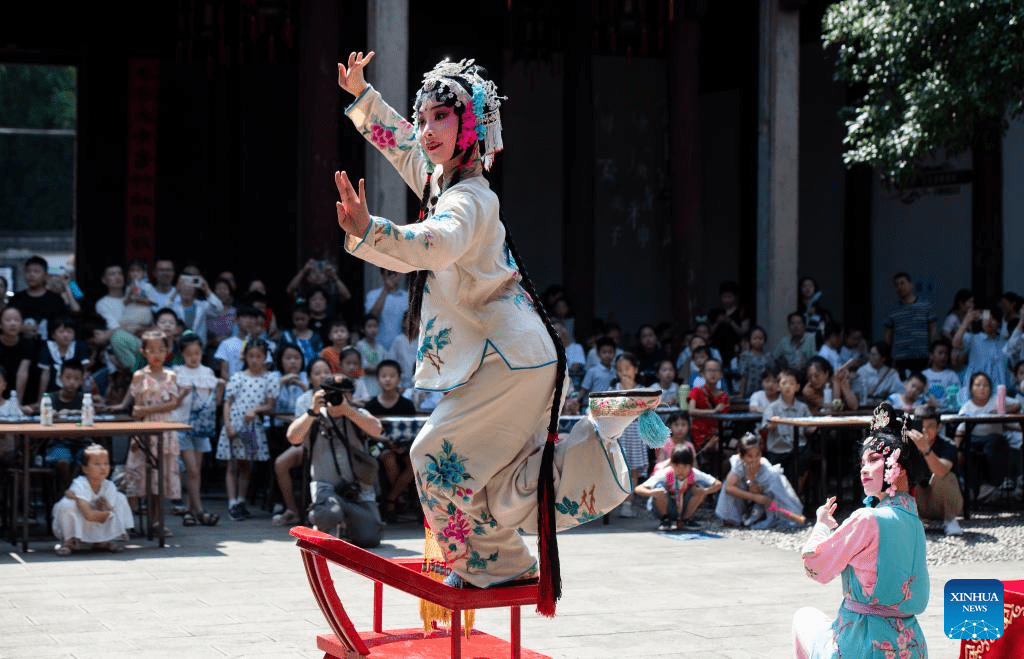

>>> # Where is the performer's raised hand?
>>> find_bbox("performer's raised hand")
[816,496,838,530]
[338,51,375,97]
[335,171,371,237]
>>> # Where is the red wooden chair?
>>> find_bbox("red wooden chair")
[290,526,551,658]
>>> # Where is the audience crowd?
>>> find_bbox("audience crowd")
[1,257,1021,553]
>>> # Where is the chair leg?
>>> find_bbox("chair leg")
[511,606,521,659]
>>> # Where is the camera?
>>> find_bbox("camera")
[334,480,361,502]
[319,378,355,406]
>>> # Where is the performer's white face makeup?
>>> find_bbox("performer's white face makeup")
[860,449,885,497]
[418,101,459,169]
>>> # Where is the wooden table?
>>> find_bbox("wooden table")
[773,413,1024,518]
[3,420,190,552]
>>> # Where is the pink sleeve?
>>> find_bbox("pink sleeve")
[801,509,879,595]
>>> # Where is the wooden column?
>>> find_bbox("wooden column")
[362,0,409,295]
[756,0,800,345]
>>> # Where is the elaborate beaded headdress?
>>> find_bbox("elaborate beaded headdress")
[413,58,505,170]
[862,402,924,502]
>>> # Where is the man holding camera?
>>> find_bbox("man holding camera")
[287,376,384,547]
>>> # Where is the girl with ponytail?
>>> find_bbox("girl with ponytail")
[335,51,666,617]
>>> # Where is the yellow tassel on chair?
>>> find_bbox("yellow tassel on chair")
[419,526,474,639]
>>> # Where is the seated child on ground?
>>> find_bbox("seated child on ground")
[635,445,721,531]
[51,443,133,555]
[715,433,804,529]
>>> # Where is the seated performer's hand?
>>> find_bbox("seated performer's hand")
[816,495,838,530]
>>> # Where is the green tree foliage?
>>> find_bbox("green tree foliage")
[0,64,77,231]
[823,0,1024,189]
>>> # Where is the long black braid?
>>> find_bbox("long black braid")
[406,175,434,332]
[494,202,568,435]
[494,179,567,614]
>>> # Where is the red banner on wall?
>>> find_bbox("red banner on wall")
[125,58,159,267]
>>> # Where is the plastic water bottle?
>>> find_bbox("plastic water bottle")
[39,393,54,426]
[677,384,691,409]
[997,384,1007,414]
[81,393,95,427]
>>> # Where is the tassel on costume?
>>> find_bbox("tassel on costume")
[536,431,561,617]
[420,524,475,637]
[637,409,671,448]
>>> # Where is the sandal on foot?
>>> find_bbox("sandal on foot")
[54,542,73,556]
[182,511,199,526]
[93,540,126,553]
[151,524,174,538]
[199,511,220,526]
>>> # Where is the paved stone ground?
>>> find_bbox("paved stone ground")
[1,500,1021,658]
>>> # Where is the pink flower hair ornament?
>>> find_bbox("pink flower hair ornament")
[456,109,478,151]
[883,448,902,498]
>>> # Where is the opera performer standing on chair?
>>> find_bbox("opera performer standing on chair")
[334,50,667,615]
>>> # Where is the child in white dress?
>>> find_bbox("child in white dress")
[52,444,133,555]
[216,339,279,521]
